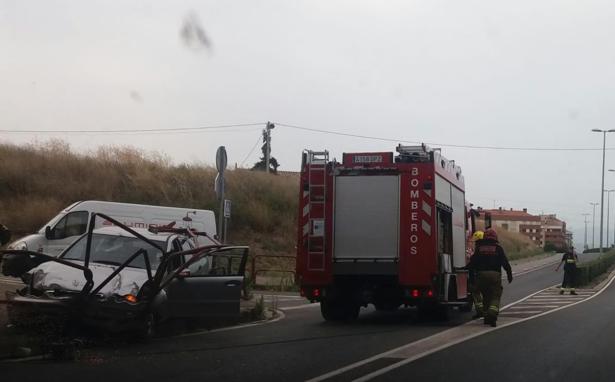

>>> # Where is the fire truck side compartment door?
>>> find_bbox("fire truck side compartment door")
[334,175,399,260]
[451,186,466,268]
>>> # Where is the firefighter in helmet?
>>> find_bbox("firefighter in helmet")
[467,228,513,327]
[556,246,578,295]
[468,230,485,319]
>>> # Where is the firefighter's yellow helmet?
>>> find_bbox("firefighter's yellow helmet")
[472,231,484,241]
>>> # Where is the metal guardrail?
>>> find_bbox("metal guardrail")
[250,254,296,287]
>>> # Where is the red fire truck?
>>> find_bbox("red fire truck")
[296,144,477,321]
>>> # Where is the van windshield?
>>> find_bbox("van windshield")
[62,233,165,270]
[38,213,66,234]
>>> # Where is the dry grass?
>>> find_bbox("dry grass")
[0,141,298,259]
[0,140,544,272]
[475,221,543,260]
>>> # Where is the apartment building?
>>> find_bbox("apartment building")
[483,208,569,250]
[484,207,543,245]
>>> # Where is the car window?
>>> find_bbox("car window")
[62,233,165,270]
[184,248,247,277]
[51,211,88,240]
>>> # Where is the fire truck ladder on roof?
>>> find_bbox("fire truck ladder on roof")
[305,150,328,271]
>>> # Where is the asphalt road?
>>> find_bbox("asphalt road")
[0,253,582,381]
[375,264,615,381]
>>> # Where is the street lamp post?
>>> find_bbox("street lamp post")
[590,202,599,249]
[592,128,615,254]
[582,213,590,250]
[605,190,615,248]
[608,169,615,247]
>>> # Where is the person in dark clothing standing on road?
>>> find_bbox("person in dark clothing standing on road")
[467,228,513,327]
[556,247,578,295]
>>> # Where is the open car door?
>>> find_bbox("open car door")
[164,247,249,319]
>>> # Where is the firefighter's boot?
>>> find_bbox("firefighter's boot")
[477,271,503,327]
[472,301,484,319]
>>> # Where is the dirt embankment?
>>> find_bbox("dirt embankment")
[0,140,298,261]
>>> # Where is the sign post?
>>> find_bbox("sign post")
[223,199,231,243]
[215,146,227,242]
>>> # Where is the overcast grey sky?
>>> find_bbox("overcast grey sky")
[2,0,615,246]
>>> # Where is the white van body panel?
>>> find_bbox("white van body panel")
[9,201,217,256]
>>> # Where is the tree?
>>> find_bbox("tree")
[252,129,279,174]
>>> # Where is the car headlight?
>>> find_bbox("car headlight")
[8,241,27,250]
[31,269,46,290]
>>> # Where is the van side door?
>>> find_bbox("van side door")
[164,247,248,319]
[46,211,89,256]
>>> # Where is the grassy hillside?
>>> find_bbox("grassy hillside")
[0,140,298,260]
[0,141,541,265]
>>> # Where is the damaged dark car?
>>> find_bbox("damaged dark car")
[0,213,248,339]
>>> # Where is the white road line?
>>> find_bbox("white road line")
[499,311,543,314]
[309,275,615,382]
[526,296,584,300]
[507,305,559,309]
[520,302,569,306]
[499,283,560,310]
[528,297,583,303]
[280,303,319,311]
[167,310,287,339]
[307,284,559,382]
[350,275,615,382]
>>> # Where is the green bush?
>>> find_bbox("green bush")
[576,251,615,286]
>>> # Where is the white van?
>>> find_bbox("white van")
[7,201,217,256]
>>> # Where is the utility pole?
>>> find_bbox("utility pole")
[591,129,615,254]
[582,213,590,250]
[265,121,275,173]
[590,202,599,249]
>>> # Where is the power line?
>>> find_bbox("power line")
[240,133,263,167]
[0,123,265,134]
[274,122,614,152]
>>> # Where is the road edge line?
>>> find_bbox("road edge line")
[352,273,615,382]
[306,283,558,382]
